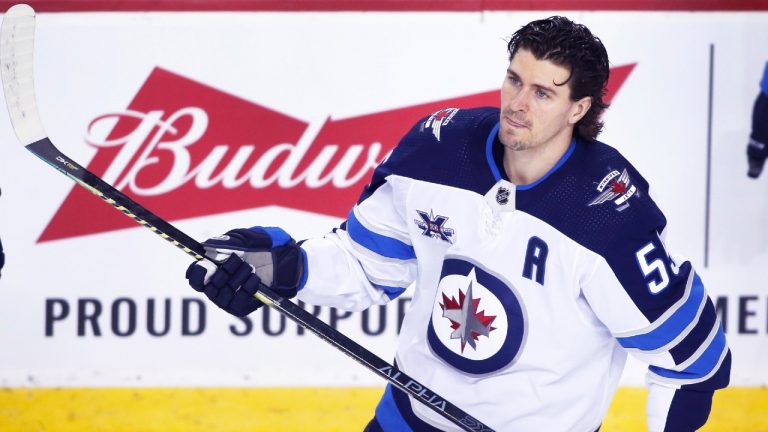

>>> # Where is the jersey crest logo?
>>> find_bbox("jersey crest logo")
[428,257,527,375]
[495,187,510,205]
[422,108,460,141]
[588,168,638,211]
[414,210,455,243]
[440,279,498,353]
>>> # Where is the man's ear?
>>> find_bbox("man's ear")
[569,96,592,125]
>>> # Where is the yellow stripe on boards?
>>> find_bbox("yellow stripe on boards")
[0,387,380,432]
[0,387,763,431]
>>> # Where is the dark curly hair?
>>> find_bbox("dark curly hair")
[507,16,610,141]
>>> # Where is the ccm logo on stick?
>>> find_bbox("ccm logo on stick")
[55,155,78,170]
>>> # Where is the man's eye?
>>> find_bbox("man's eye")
[536,90,549,99]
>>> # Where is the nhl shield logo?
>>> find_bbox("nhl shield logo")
[495,187,510,205]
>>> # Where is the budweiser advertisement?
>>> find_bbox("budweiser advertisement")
[0,11,765,387]
[41,65,633,242]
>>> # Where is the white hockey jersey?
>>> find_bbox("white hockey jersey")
[297,107,730,432]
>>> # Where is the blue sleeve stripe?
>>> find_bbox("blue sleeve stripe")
[374,384,414,432]
[347,209,416,260]
[649,324,727,380]
[370,282,407,300]
[761,61,768,95]
[617,272,705,351]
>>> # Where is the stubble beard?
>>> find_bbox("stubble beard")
[505,139,532,151]
[501,111,534,151]
[500,126,534,151]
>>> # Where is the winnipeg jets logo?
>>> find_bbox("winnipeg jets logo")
[428,258,527,375]
[440,271,497,353]
[588,168,638,211]
[415,210,455,243]
[422,108,459,141]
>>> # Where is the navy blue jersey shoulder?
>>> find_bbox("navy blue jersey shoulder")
[517,138,665,256]
[518,139,687,321]
[357,107,499,203]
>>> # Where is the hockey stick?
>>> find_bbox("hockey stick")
[0,5,494,432]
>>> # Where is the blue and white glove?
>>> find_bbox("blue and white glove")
[185,227,307,317]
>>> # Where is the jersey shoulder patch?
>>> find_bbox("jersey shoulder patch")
[581,143,649,213]
[415,107,498,142]
[419,107,463,141]
[519,140,666,257]
[576,141,666,251]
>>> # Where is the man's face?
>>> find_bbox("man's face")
[499,49,589,152]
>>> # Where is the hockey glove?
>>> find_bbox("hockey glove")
[185,227,306,317]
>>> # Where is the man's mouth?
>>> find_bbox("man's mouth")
[504,115,529,129]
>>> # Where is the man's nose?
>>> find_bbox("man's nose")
[507,89,529,112]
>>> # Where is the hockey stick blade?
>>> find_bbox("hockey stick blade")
[0,4,494,432]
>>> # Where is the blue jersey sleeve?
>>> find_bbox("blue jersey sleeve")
[569,146,730,431]
[602,202,730,431]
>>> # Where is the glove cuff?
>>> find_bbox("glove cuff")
[254,226,294,247]
[299,247,308,290]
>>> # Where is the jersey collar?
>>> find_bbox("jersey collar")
[485,121,577,190]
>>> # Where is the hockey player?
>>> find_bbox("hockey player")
[186,16,730,431]
[747,61,768,178]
